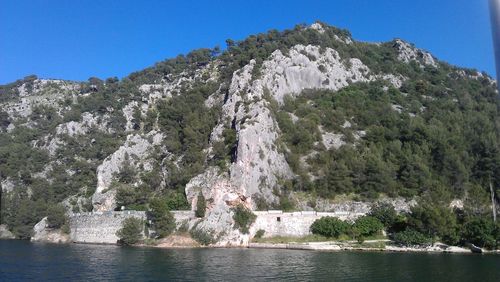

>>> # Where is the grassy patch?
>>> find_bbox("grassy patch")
[252,234,388,244]
[252,234,329,243]
[351,241,387,249]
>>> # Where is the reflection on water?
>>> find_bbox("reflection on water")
[1,240,499,281]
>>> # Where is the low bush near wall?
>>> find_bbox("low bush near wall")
[232,204,256,234]
[369,203,398,228]
[392,229,431,247]
[116,217,144,245]
[351,216,384,237]
[254,229,265,239]
[310,216,384,240]
[310,217,350,238]
[148,198,175,238]
[47,204,68,229]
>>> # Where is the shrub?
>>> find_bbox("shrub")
[177,220,189,233]
[232,204,256,234]
[407,203,459,244]
[165,192,190,210]
[61,223,71,234]
[352,216,384,237]
[153,212,176,238]
[148,197,176,238]
[195,193,206,218]
[393,229,431,246]
[310,217,350,238]
[190,227,217,246]
[46,205,67,229]
[115,184,144,210]
[369,203,398,228]
[278,195,295,212]
[357,236,365,244]
[461,218,496,249]
[116,217,144,245]
[254,229,265,239]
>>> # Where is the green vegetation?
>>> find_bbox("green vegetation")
[310,216,384,241]
[461,218,499,249]
[116,217,144,245]
[369,203,399,229]
[254,229,265,239]
[147,197,176,238]
[189,226,217,246]
[165,192,190,211]
[46,204,68,229]
[232,204,256,234]
[369,196,499,248]
[393,229,431,246]
[276,78,499,201]
[351,216,384,238]
[195,193,206,218]
[251,234,329,244]
[115,183,147,211]
[310,217,351,238]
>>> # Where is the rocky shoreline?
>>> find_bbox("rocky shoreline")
[3,236,500,255]
[247,242,500,254]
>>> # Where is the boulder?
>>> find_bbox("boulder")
[31,217,70,243]
[0,224,15,239]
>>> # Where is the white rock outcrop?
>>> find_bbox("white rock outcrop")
[92,131,164,211]
[185,43,396,245]
[319,126,345,150]
[260,45,372,104]
[393,39,437,68]
[0,225,15,239]
[3,79,80,119]
[31,217,70,243]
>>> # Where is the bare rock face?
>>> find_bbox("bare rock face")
[393,39,437,68]
[3,79,80,119]
[293,194,416,214]
[185,44,390,244]
[319,126,345,150]
[260,44,372,104]
[31,217,70,243]
[1,178,15,193]
[185,167,252,246]
[56,112,111,137]
[35,112,112,156]
[92,131,164,211]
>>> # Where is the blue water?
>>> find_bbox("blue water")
[0,240,499,281]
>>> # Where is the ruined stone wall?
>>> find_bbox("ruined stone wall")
[252,210,365,238]
[69,209,360,244]
[69,211,147,244]
[69,211,195,244]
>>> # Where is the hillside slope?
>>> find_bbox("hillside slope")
[0,22,498,243]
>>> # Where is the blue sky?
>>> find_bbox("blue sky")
[0,0,495,84]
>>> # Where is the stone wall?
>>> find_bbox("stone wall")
[69,211,147,244]
[69,209,362,244]
[251,210,364,238]
[69,210,196,244]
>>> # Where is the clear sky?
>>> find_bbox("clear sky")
[0,0,496,84]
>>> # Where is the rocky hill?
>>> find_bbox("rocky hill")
[0,22,498,243]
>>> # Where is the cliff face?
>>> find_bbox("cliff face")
[1,22,498,243]
[182,43,406,245]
